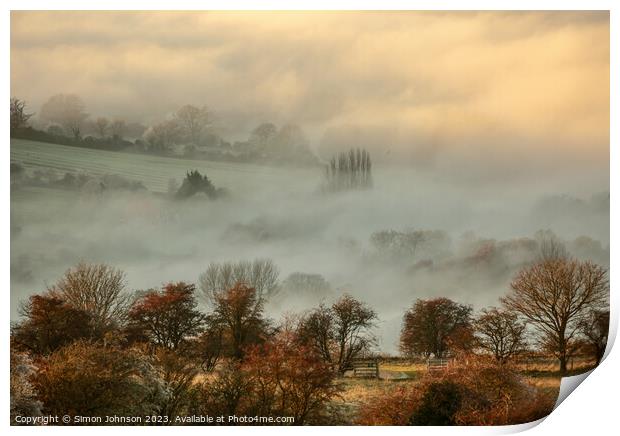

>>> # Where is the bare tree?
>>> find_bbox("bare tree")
[39,94,89,139]
[94,117,109,137]
[250,123,278,149]
[578,309,609,365]
[298,294,376,373]
[535,229,568,261]
[10,97,34,133]
[502,258,608,374]
[370,229,450,262]
[474,307,526,364]
[199,259,280,302]
[174,104,211,146]
[280,272,332,297]
[48,262,131,329]
[143,119,180,153]
[110,119,126,140]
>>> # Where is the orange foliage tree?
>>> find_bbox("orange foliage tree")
[208,283,271,359]
[128,282,205,350]
[400,298,472,358]
[192,330,340,425]
[12,294,101,355]
[243,333,340,424]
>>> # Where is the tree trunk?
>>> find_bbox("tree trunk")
[559,356,567,375]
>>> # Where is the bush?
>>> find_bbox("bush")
[409,380,464,425]
[192,331,340,425]
[10,351,43,423]
[357,357,555,426]
[356,385,422,425]
[175,170,224,199]
[33,341,168,420]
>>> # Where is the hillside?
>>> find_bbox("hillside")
[10,139,312,194]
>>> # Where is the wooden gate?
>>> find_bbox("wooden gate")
[351,359,379,378]
[427,358,451,373]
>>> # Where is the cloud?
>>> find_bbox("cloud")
[10,11,609,180]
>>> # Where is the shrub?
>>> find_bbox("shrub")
[356,357,555,426]
[33,341,168,420]
[409,380,464,425]
[356,385,422,425]
[192,331,340,425]
[175,170,224,199]
[243,334,340,424]
[10,351,42,423]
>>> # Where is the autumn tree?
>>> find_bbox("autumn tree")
[208,283,271,359]
[199,259,280,301]
[192,324,224,372]
[128,282,205,350]
[474,308,526,364]
[578,309,609,365]
[11,294,100,355]
[400,298,472,359]
[298,294,377,373]
[444,324,476,357]
[34,341,167,419]
[48,263,130,330]
[152,348,200,420]
[191,360,254,418]
[39,94,89,139]
[10,97,34,133]
[192,329,339,424]
[174,104,211,145]
[242,332,340,424]
[502,258,608,374]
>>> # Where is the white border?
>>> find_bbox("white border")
[3,2,616,435]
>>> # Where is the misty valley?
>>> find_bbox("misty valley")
[9,10,610,426]
[10,138,609,353]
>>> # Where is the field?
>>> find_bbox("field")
[10,139,315,195]
[334,360,564,424]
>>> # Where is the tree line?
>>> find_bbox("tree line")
[10,96,319,166]
[10,251,609,425]
[322,148,373,192]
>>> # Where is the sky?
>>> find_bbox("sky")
[11,11,610,180]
